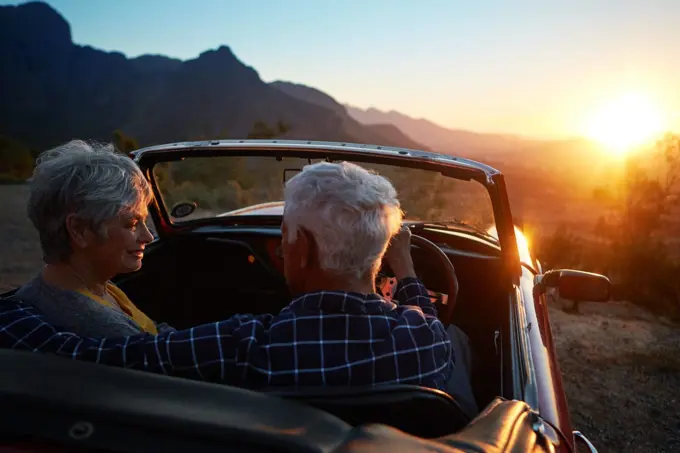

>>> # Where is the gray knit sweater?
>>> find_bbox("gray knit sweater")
[14,273,174,337]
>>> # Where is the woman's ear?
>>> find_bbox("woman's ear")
[65,213,91,249]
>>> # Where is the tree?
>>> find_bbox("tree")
[536,224,583,270]
[247,120,291,139]
[0,135,34,181]
[606,134,680,316]
[538,135,680,317]
[112,130,139,154]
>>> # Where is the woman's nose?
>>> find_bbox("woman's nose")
[138,222,155,243]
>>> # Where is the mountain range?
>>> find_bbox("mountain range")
[269,81,427,151]
[0,1,431,152]
[346,105,534,158]
[0,0,618,230]
[1,1,609,160]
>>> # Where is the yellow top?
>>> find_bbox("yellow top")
[77,283,158,335]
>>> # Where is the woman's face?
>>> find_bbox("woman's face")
[71,206,155,279]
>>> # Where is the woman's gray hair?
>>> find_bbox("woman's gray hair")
[283,161,403,279]
[27,140,153,263]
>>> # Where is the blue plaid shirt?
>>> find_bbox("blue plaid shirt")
[0,277,453,390]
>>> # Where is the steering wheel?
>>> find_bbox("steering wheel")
[378,233,458,327]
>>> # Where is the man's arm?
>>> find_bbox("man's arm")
[0,299,272,385]
[384,226,438,316]
[154,321,176,334]
[393,277,438,316]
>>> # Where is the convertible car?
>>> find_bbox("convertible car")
[0,140,608,453]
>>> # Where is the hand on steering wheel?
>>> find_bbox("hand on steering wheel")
[380,225,459,327]
[384,225,417,280]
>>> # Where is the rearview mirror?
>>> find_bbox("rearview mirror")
[538,269,611,302]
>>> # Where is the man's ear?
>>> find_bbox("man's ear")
[65,213,92,249]
[298,227,318,269]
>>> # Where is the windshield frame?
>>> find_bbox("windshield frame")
[134,140,522,280]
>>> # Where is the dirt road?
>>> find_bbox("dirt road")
[0,184,43,292]
[550,307,680,452]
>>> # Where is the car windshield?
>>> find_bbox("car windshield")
[152,155,495,234]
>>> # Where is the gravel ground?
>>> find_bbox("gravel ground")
[550,307,680,453]
[0,184,43,292]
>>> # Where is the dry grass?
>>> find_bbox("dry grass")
[1,185,679,451]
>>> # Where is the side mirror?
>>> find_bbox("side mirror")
[537,269,611,302]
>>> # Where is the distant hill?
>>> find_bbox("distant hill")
[270,81,428,151]
[0,1,423,151]
[345,105,533,158]
[343,105,621,231]
[270,81,346,116]
[345,105,611,174]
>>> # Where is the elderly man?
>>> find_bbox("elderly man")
[1,160,475,412]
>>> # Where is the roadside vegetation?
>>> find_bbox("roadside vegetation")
[536,134,680,320]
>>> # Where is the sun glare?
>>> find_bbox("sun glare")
[584,93,667,156]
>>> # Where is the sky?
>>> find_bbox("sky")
[3,0,679,138]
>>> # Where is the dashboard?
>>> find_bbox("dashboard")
[186,225,500,311]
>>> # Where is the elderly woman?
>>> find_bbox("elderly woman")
[14,140,173,336]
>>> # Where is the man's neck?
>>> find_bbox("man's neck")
[297,273,376,295]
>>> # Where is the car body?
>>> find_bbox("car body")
[0,140,606,453]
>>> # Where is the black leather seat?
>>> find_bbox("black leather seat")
[0,351,552,452]
[0,350,352,453]
[264,385,472,438]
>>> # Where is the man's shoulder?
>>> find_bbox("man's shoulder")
[0,292,29,309]
[391,304,444,330]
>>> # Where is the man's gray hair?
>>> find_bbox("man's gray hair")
[283,161,403,279]
[27,140,153,263]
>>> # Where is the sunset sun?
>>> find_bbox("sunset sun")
[584,93,667,156]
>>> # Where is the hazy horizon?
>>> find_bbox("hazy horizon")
[1,0,678,142]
